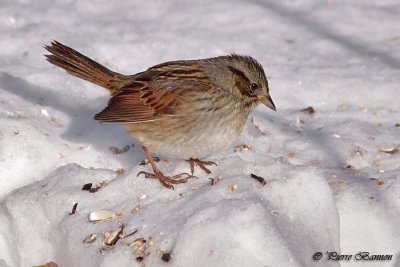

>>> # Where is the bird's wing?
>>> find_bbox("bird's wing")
[94,62,213,123]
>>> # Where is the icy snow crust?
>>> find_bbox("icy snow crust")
[0,0,399,266]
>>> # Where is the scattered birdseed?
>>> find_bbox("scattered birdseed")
[130,237,147,260]
[51,116,62,126]
[82,181,108,193]
[139,157,160,165]
[123,229,138,239]
[41,109,49,117]
[379,147,399,155]
[329,183,338,193]
[161,253,171,262]
[109,145,130,155]
[115,168,126,175]
[332,134,341,138]
[250,173,267,186]
[88,210,118,223]
[131,206,140,213]
[89,187,99,193]
[131,237,146,245]
[190,185,202,190]
[376,178,385,186]
[103,225,124,246]
[300,106,315,114]
[228,184,238,192]
[287,152,296,158]
[99,180,108,188]
[83,233,98,243]
[234,144,252,152]
[69,202,78,215]
[139,194,148,200]
[209,178,219,186]
[82,183,92,191]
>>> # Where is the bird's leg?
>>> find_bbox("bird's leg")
[186,158,218,175]
[137,146,193,189]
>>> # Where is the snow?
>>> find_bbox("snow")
[1,0,400,266]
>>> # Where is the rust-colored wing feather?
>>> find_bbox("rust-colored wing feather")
[94,62,210,123]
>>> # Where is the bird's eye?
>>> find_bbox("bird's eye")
[250,83,259,93]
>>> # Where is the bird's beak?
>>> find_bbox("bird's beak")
[259,95,276,111]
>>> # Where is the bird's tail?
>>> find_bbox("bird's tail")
[44,41,131,93]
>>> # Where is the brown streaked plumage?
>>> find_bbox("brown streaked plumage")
[44,41,275,189]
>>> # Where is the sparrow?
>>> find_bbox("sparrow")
[44,41,275,189]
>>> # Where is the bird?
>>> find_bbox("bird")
[44,41,275,189]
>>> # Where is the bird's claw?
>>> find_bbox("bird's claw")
[137,171,196,189]
[187,158,218,175]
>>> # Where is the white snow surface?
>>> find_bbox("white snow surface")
[1,0,400,266]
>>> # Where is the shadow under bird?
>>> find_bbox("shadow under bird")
[44,41,275,189]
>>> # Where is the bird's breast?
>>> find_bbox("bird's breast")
[124,102,249,159]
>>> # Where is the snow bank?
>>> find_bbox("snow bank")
[1,0,400,266]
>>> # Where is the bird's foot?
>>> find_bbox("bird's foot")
[186,158,218,175]
[137,171,195,189]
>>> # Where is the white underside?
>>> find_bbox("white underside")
[136,111,246,159]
